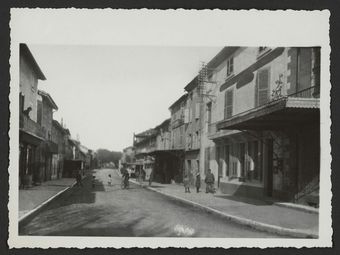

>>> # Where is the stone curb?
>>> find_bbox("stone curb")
[274,202,319,214]
[129,179,318,239]
[19,175,88,228]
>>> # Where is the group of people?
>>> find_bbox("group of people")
[183,169,215,194]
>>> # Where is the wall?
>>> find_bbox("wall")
[41,98,53,140]
[20,54,39,122]
[199,47,296,188]
[170,103,185,150]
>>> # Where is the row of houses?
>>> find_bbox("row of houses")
[121,46,320,206]
[19,44,98,188]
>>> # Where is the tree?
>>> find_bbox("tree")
[96,149,122,166]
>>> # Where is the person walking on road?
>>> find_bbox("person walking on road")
[121,166,130,189]
[184,174,190,193]
[205,169,215,193]
[195,172,201,193]
[108,174,112,186]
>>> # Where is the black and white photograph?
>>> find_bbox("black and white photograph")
[8,9,331,248]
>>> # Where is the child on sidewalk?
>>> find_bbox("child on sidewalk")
[108,174,112,186]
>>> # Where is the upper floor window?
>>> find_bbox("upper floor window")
[226,57,234,77]
[255,68,270,107]
[224,88,234,119]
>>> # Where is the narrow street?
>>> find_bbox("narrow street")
[19,168,283,238]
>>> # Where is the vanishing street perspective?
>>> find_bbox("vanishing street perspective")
[18,45,320,238]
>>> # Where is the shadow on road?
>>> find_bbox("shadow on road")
[44,173,105,209]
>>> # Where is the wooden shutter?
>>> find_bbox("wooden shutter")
[195,103,200,119]
[224,89,233,119]
[256,68,270,106]
[184,109,189,123]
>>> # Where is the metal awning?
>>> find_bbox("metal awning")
[217,97,320,130]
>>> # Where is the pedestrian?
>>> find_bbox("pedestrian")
[148,169,154,186]
[92,175,95,188]
[204,169,215,193]
[195,172,201,193]
[76,170,83,187]
[184,174,190,193]
[108,174,112,186]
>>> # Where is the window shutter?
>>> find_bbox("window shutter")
[195,103,200,119]
[184,109,189,123]
[224,89,233,119]
[256,69,270,106]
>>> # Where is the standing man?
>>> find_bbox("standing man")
[204,169,215,193]
[195,172,201,193]
[75,170,83,187]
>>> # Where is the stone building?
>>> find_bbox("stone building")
[37,90,59,181]
[19,44,46,187]
[201,47,320,205]
[183,78,204,185]
[51,120,69,179]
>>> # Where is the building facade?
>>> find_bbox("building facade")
[51,120,67,179]
[37,90,59,181]
[201,47,320,205]
[19,44,46,187]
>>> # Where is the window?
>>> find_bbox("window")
[226,57,234,77]
[224,89,233,119]
[37,100,42,125]
[224,145,230,177]
[255,68,270,106]
[195,103,200,119]
[206,102,212,131]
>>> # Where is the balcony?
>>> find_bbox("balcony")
[19,114,45,143]
[217,86,319,131]
[172,118,184,129]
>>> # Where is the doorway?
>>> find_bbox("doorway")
[266,139,274,197]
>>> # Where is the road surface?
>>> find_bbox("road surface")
[20,169,283,237]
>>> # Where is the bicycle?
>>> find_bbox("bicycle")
[121,176,129,189]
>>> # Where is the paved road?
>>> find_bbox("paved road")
[20,169,283,237]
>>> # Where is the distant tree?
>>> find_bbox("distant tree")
[96,149,122,166]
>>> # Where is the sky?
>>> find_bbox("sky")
[28,45,222,152]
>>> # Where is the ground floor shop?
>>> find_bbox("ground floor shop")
[206,126,320,206]
[19,130,43,188]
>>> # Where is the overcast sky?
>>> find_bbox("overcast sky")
[28,45,222,152]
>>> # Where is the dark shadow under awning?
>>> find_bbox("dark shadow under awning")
[217,97,320,131]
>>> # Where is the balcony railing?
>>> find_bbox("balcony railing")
[19,114,45,139]
[223,85,320,121]
[172,118,184,129]
[288,86,320,99]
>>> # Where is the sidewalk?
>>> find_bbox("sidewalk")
[129,177,319,238]
[19,178,76,219]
